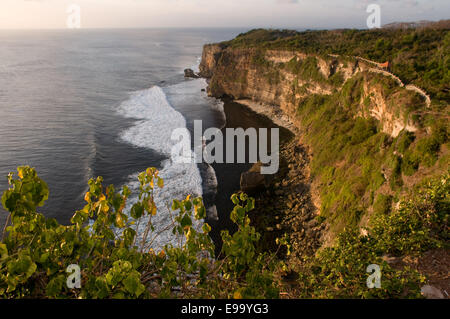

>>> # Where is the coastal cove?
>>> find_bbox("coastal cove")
[206,98,294,250]
[0,23,448,299]
[205,97,322,260]
[0,28,245,235]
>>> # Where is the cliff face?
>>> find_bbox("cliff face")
[200,41,442,245]
[199,44,225,78]
[198,31,449,298]
[200,44,425,137]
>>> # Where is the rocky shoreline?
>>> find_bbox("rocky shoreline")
[196,60,326,262]
[231,99,326,264]
[200,93,325,262]
[234,99,299,134]
[197,28,450,298]
[204,98,293,254]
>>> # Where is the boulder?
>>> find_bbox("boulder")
[184,68,199,78]
[420,285,445,299]
[240,171,266,194]
[240,162,268,194]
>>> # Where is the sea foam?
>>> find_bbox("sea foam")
[117,85,204,250]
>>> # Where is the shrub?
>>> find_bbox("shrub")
[328,71,345,87]
[430,120,448,145]
[371,172,449,255]
[389,156,404,190]
[350,118,377,145]
[297,172,449,298]
[416,137,440,167]
[402,150,420,176]
[396,130,416,154]
[373,194,393,216]
[297,228,424,298]
[0,166,282,299]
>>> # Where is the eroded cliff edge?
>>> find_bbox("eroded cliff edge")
[200,44,423,138]
[199,30,448,261]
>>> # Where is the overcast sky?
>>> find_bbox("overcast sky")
[0,0,448,30]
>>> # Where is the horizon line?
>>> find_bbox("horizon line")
[0,26,371,32]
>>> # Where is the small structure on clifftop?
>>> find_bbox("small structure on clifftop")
[379,61,391,72]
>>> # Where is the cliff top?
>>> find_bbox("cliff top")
[210,24,449,105]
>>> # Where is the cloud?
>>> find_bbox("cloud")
[1,0,448,29]
[276,0,299,4]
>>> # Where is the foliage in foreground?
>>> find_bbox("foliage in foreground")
[0,167,448,299]
[295,172,449,298]
[0,166,281,299]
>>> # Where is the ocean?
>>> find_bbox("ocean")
[0,28,245,248]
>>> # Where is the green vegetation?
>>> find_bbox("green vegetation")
[396,130,416,154]
[1,25,449,299]
[297,228,425,298]
[371,174,449,255]
[224,28,450,104]
[295,72,448,233]
[0,166,282,298]
[373,194,393,216]
[286,56,325,84]
[0,167,448,298]
[296,173,448,298]
[284,56,345,88]
[296,91,381,229]
[401,120,449,176]
[328,71,345,87]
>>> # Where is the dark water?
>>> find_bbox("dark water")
[209,100,294,249]
[0,28,245,231]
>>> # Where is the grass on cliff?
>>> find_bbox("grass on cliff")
[1,166,448,299]
[223,27,450,105]
[293,172,448,298]
[295,72,449,234]
[284,56,345,88]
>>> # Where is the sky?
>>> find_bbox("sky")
[0,0,448,30]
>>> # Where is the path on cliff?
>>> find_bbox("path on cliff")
[354,56,432,108]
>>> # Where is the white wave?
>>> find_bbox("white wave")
[116,70,227,250]
[163,79,224,221]
[188,56,202,74]
[164,78,226,125]
[117,86,203,250]
[118,86,186,154]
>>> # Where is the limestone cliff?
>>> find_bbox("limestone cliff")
[200,44,426,137]
[199,29,449,298]
[199,39,446,247]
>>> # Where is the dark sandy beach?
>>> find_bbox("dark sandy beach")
[206,98,294,251]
